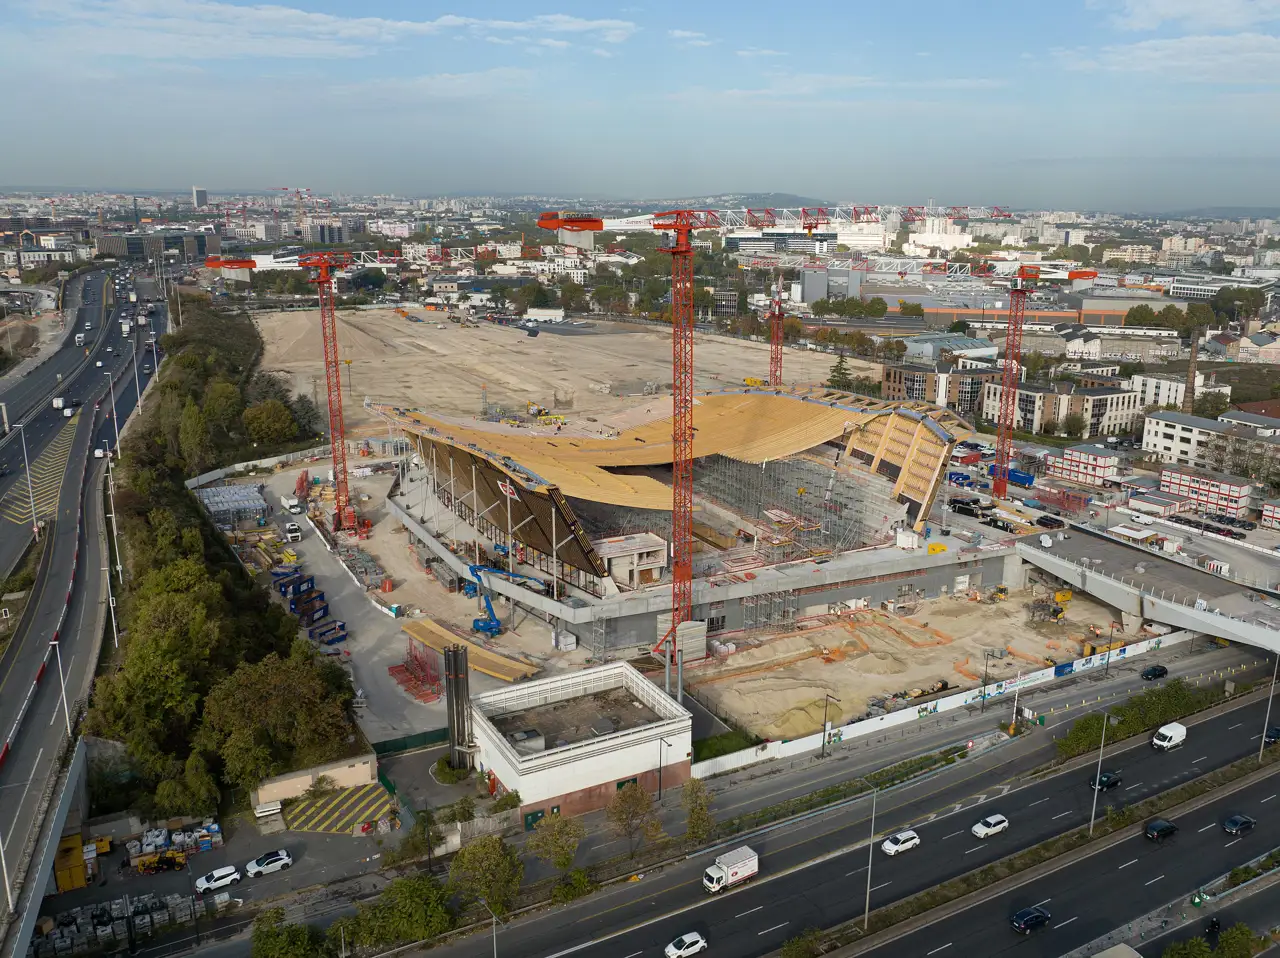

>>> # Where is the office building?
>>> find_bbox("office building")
[95,230,220,261]
[192,187,208,208]
[1130,372,1232,410]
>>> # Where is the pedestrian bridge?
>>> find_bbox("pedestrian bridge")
[1017,534,1280,652]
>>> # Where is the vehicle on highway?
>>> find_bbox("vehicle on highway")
[1141,664,1169,680]
[1152,721,1186,750]
[703,846,757,893]
[881,830,922,856]
[1090,771,1122,790]
[1145,818,1178,841]
[245,849,293,877]
[1223,814,1256,835]
[971,814,1010,839]
[664,932,708,957]
[1267,727,1280,745]
[84,321,91,329]
[95,360,103,367]
[1010,905,1051,934]
[194,865,241,893]
[106,346,113,352]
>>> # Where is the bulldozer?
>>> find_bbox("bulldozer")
[985,585,1009,603]
[1029,600,1065,623]
[527,401,549,417]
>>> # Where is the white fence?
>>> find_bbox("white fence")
[690,631,1194,779]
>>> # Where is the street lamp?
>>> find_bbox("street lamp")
[1260,654,1279,764]
[657,736,673,800]
[105,372,120,451]
[863,782,878,931]
[820,693,841,758]
[0,820,14,913]
[1089,711,1115,836]
[478,898,499,958]
[50,637,72,737]
[14,423,39,540]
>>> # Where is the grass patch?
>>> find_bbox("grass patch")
[692,729,763,762]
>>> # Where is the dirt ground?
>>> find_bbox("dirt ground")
[255,308,879,433]
[689,589,1123,741]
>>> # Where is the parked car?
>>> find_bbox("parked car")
[971,814,1010,839]
[1090,771,1122,791]
[665,932,709,957]
[245,849,293,878]
[881,830,922,856]
[194,865,241,893]
[1145,819,1178,841]
[1011,906,1052,934]
[1223,815,1256,836]
[1141,665,1169,681]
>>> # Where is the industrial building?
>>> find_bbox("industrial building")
[95,230,221,261]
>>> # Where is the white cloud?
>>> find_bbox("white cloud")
[537,38,571,49]
[737,47,786,57]
[1090,0,1280,31]
[591,48,613,58]
[668,29,704,39]
[17,0,639,59]
[1062,32,1280,80]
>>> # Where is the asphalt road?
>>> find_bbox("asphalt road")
[859,771,1280,958]
[426,697,1280,958]
[1138,878,1280,956]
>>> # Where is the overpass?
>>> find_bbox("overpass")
[1017,532,1280,650]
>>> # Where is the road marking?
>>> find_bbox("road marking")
[1200,824,1217,833]
[622,952,641,958]
[845,867,867,877]
[1056,917,1078,929]
[1262,795,1276,804]
[1052,811,1072,820]
[1033,899,1051,908]
[1192,755,1208,764]
[1027,798,1050,807]
[1229,723,1243,730]
[926,945,952,956]
[1124,782,1143,791]
[1252,735,1262,741]
[964,846,984,855]
[1119,859,1138,869]
[1226,839,1241,848]
[1146,875,1164,886]
[737,907,763,918]
[3,746,44,852]
[871,881,892,892]
[942,830,962,840]
[758,923,789,936]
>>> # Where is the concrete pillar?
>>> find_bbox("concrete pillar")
[1121,610,1142,634]
[1001,553,1028,591]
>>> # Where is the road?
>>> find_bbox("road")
[1137,878,1280,956]
[858,772,1280,958]
[416,696,1280,958]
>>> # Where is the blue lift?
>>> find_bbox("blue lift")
[465,565,549,637]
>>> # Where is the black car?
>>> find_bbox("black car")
[1141,665,1169,681]
[1266,727,1280,745]
[1242,520,1258,531]
[1011,906,1052,934]
[1146,818,1178,841]
[1091,771,1122,791]
[1223,814,1256,836]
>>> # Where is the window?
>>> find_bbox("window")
[707,615,726,634]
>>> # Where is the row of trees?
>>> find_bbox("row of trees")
[1124,287,1266,339]
[811,296,889,319]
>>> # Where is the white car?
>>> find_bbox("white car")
[971,814,1010,839]
[194,865,241,893]
[881,830,922,856]
[95,360,103,367]
[105,346,113,352]
[245,849,293,877]
[665,932,708,957]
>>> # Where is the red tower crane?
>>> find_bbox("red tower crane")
[992,265,1099,499]
[537,210,721,650]
[206,252,356,531]
[767,272,785,386]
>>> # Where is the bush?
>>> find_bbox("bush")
[440,795,475,824]
[550,868,597,904]
[491,790,521,812]
[1055,679,1218,758]
[780,928,824,958]
[434,756,471,784]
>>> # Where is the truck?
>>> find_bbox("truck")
[74,333,86,347]
[1152,722,1186,751]
[703,846,758,893]
[280,494,304,515]
[128,291,137,303]
[284,522,302,543]
[52,397,66,410]
[987,464,1035,489]
[121,320,132,336]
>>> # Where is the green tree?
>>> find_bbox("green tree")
[527,812,586,873]
[681,778,715,845]
[1193,392,1230,418]
[448,834,524,916]
[559,280,589,313]
[251,908,322,958]
[289,393,322,435]
[1061,412,1086,439]
[947,319,970,333]
[1160,938,1212,958]
[331,875,454,949]
[1040,419,1059,436]
[489,285,509,309]
[203,380,242,435]
[242,399,299,445]
[1213,923,1259,958]
[1187,301,1216,331]
[606,782,663,858]
[882,339,907,362]
[178,398,211,473]
[1124,304,1157,326]
[864,297,888,318]
[1022,351,1051,380]
[828,351,855,391]
[897,301,925,318]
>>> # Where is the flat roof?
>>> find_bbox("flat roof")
[489,685,662,750]
[591,532,667,558]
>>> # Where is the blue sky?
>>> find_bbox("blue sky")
[3,0,1280,209]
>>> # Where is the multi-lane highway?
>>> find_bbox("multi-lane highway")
[428,697,1280,958]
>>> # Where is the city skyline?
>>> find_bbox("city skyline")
[2,0,1279,207]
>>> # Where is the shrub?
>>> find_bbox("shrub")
[551,868,597,904]
[491,790,521,812]
[434,756,471,784]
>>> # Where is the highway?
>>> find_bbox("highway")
[427,697,1280,958]
[0,277,165,932]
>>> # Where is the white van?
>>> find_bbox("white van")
[1132,514,1154,526]
[1152,722,1186,750]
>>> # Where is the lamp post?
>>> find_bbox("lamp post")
[657,737,673,800]
[15,423,39,540]
[820,693,841,758]
[1089,711,1112,836]
[104,442,123,581]
[0,820,14,913]
[105,372,120,451]
[479,898,499,958]
[1260,655,1279,764]
[50,637,72,737]
[863,783,878,931]
[980,648,997,713]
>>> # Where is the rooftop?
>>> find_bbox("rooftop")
[1146,410,1230,433]
[1067,443,1119,456]
[1220,411,1280,429]
[1160,464,1253,486]
[490,685,662,751]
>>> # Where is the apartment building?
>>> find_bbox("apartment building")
[982,382,1140,439]
[1044,444,1121,486]
[881,363,1003,416]
[981,383,1060,434]
[1159,466,1254,518]
[1219,411,1280,436]
[1141,411,1229,468]
[1129,372,1232,410]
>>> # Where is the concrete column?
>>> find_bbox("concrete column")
[1001,553,1028,590]
[1121,610,1142,634]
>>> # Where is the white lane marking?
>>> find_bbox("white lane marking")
[1192,755,1208,764]
[737,907,763,918]
[2,747,44,852]
[1262,795,1277,804]
[758,923,789,936]
[1051,810,1072,820]
[1146,875,1165,886]
[622,953,641,958]
[1124,782,1143,791]
[845,867,867,877]
[1119,859,1138,869]
[1226,839,1242,848]
[1056,917,1079,929]
[926,946,953,957]
[1200,824,1217,833]
[1229,723,1243,730]
[1033,899,1052,908]
[942,830,963,840]
[1028,798,1050,807]
[1252,735,1262,741]
[871,881,892,892]
[964,846,985,855]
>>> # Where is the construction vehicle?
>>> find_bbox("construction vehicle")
[743,377,767,387]
[1029,601,1065,623]
[537,414,566,426]
[1054,589,1073,604]
[527,401,549,417]
[135,849,187,875]
[465,565,550,636]
[989,586,1009,602]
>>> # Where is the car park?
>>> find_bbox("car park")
[1223,815,1256,836]
[1091,771,1122,790]
[1145,818,1178,841]
[881,830,922,856]
[1141,665,1169,680]
[665,932,708,957]
[194,865,241,893]
[245,849,292,877]
[1011,905,1052,934]
[971,814,1010,839]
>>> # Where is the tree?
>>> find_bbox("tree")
[897,301,925,318]
[178,399,211,474]
[1124,304,1158,326]
[1061,412,1086,439]
[203,380,242,435]
[828,351,855,391]
[1213,923,1260,958]
[1022,351,1051,381]
[882,340,907,362]
[1193,392,1230,418]
[448,834,524,915]
[489,286,509,309]
[559,280,588,313]
[606,782,662,858]
[1040,419,1059,436]
[681,778,715,845]
[947,319,970,333]
[289,393,322,435]
[527,813,586,873]
[779,929,825,958]
[331,875,454,949]
[851,375,882,398]
[242,399,299,446]
[1160,938,1212,958]
[864,297,888,318]
[251,908,322,958]
[1187,301,1215,331]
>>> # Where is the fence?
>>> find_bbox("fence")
[371,728,449,757]
[184,444,333,490]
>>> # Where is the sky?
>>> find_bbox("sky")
[3,0,1280,210]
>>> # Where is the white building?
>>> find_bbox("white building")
[1129,372,1232,410]
[1160,467,1254,518]
[1141,410,1230,468]
[1043,444,1121,487]
[470,662,692,819]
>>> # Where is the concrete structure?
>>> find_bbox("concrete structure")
[1142,410,1230,469]
[95,230,220,261]
[1262,500,1280,530]
[1159,466,1254,518]
[1044,444,1121,486]
[1130,372,1232,410]
[192,187,208,208]
[982,382,1140,439]
[470,662,692,819]
[251,751,378,805]
[881,363,1003,417]
[903,333,998,363]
